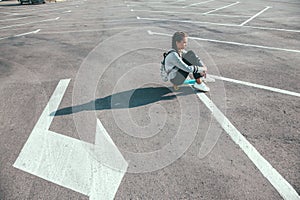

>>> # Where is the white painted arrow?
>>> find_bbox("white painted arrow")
[13,79,128,200]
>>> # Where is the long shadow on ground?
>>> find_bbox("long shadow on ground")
[52,86,195,116]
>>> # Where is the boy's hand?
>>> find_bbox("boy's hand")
[194,66,207,74]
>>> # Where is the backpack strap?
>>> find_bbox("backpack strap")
[161,49,177,79]
[161,49,176,65]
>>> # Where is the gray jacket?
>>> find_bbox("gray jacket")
[164,49,204,80]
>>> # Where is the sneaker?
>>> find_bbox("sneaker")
[201,74,215,83]
[193,82,210,92]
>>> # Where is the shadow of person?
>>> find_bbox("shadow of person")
[51,86,195,116]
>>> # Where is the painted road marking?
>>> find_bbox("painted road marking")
[125,0,179,4]
[1,10,70,22]
[0,11,19,16]
[184,75,300,98]
[240,6,271,26]
[209,75,300,98]
[14,29,41,37]
[196,92,300,200]
[0,17,60,30]
[6,6,74,15]
[128,3,192,10]
[13,79,128,200]
[63,10,72,13]
[139,16,300,33]
[203,1,240,14]
[147,30,300,53]
[0,29,41,41]
[0,16,30,22]
[131,8,249,18]
[38,27,128,34]
[182,0,215,8]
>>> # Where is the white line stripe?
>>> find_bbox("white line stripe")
[242,25,300,33]
[5,5,76,15]
[131,9,249,18]
[0,10,22,15]
[0,9,70,22]
[147,30,300,53]
[63,10,72,13]
[14,29,41,37]
[90,119,128,200]
[196,93,300,200]
[0,36,10,41]
[13,79,71,172]
[203,1,240,14]
[128,3,199,9]
[38,27,127,34]
[138,16,300,33]
[0,16,30,22]
[183,0,215,8]
[205,13,249,18]
[125,0,178,4]
[240,6,271,26]
[0,17,59,30]
[188,35,300,53]
[0,11,19,15]
[210,75,300,97]
[139,16,238,27]
[37,79,71,130]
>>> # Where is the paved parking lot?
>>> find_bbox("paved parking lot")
[0,0,299,199]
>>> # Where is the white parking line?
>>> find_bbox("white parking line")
[14,29,41,37]
[1,9,71,22]
[125,0,179,4]
[240,6,271,26]
[62,10,72,13]
[182,0,215,8]
[147,30,300,53]
[209,75,300,98]
[138,17,300,33]
[0,16,30,22]
[203,1,240,14]
[0,29,41,41]
[0,17,59,30]
[0,35,10,41]
[131,8,249,18]
[127,3,198,10]
[5,5,75,15]
[196,92,300,200]
[38,27,127,34]
[0,11,19,15]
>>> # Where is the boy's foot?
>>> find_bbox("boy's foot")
[193,82,210,92]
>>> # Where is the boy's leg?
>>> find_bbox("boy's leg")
[170,69,189,89]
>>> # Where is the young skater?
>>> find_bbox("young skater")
[164,31,210,92]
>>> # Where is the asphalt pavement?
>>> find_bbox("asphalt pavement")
[0,0,299,199]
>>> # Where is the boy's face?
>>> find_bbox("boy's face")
[176,37,188,50]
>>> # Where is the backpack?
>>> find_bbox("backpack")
[160,49,176,82]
